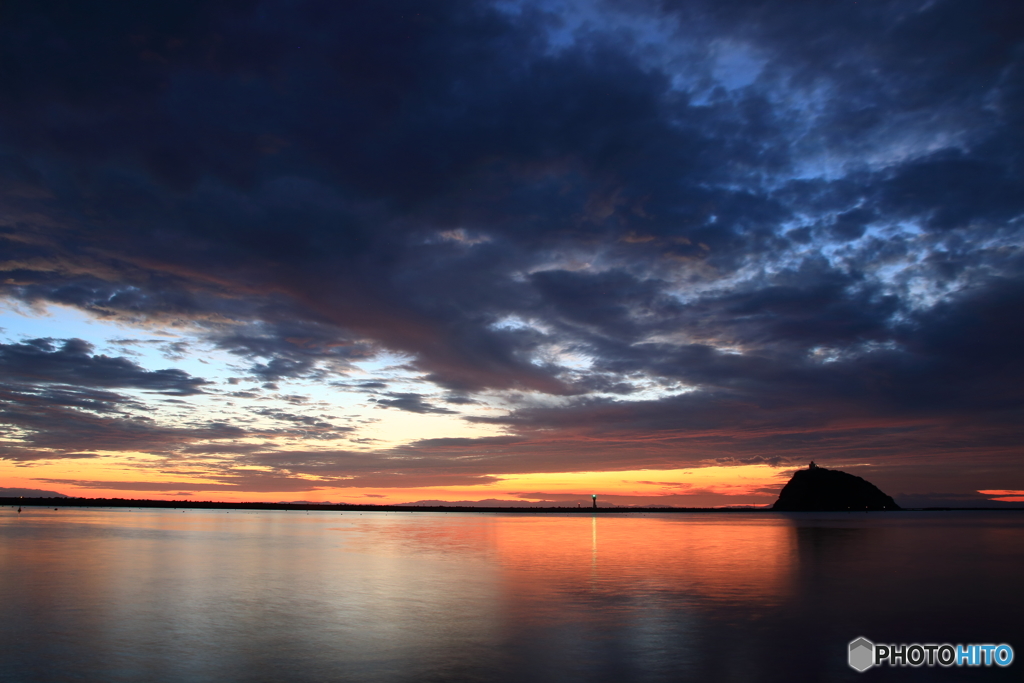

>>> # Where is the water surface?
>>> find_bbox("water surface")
[1,508,1020,682]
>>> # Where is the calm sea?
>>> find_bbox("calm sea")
[1,508,1020,682]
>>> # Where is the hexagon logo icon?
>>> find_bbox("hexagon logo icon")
[848,637,874,672]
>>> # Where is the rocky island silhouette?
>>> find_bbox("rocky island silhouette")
[773,462,900,511]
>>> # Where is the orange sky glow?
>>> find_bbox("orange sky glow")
[1,458,789,507]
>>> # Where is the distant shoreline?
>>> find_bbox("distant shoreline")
[2,497,1021,513]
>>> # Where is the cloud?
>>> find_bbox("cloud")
[0,338,209,395]
[38,471,503,492]
[35,478,320,493]
[715,455,790,467]
[894,492,1024,509]
[0,380,244,457]
[0,0,1021,492]
[249,407,350,431]
[0,487,69,498]
[373,392,458,414]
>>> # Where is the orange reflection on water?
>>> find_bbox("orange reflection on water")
[490,514,797,609]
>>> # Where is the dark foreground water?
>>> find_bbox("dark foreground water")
[0,508,1020,683]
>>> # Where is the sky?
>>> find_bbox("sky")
[1,0,1022,507]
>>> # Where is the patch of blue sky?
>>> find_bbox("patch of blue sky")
[0,300,141,345]
[490,377,694,411]
[529,342,591,370]
[119,338,242,385]
[585,383,695,403]
[0,305,506,452]
[490,314,534,332]
[0,300,245,390]
[555,351,592,370]
[346,350,417,379]
[627,381,697,401]
[489,314,554,337]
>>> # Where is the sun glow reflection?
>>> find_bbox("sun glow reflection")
[493,515,797,608]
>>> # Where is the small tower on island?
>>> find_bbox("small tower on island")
[592,494,597,509]
[809,461,818,469]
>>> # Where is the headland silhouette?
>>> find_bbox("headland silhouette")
[772,462,900,511]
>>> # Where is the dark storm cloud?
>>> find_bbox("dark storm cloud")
[0,338,209,395]
[0,0,1022,485]
[652,0,1023,154]
[0,0,762,393]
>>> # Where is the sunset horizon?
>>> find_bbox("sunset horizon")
[4,2,1023,680]
[3,0,1023,512]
